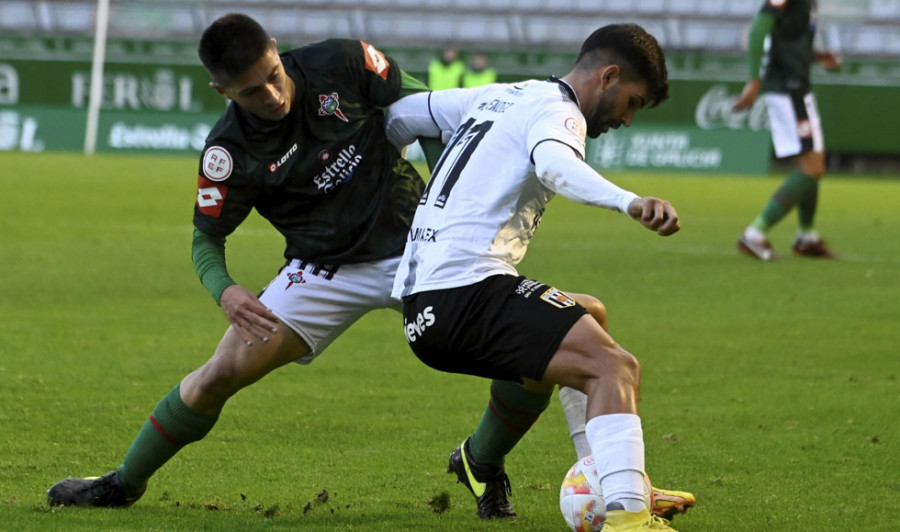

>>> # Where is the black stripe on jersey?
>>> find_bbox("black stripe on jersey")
[530,138,584,166]
[548,76,579,106]
[426,92,440,131]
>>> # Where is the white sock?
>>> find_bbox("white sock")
[797,229,820,243]
[558,387,591,459]
[585,413,647,513]
[743,226,766,243]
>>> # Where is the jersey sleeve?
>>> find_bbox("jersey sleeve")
[193,143,255,238]
[746,11,776,79]
[427,86,495,143]
[192,227,235,305]
[353,40,404,107]
[524,98,586,162]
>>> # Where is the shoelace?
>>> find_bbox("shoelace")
[78,477,115,500]
[648,514,673,529]
[500,473,512,496]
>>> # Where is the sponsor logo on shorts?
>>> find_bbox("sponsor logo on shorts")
[515,279,543,298]
[285,271,306,290]
[540,288,575,308]
[319,92,349,122]
[404,305,436,343]
[797,119,812,138]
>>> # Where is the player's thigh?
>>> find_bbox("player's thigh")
[260,257,400,363]
[539,314,632,388]
[181,321,311,410]
[567,292,608,331]
[209,321,311,385]
[402,275,587,382]
[797,150,826,178]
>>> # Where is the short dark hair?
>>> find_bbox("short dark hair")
[575,24,669,108]
[198,13,272,82]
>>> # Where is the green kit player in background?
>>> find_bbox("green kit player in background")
[734,0,842,260]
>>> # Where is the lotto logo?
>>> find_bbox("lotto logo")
[196,175,227,217]
[361,41,389,80]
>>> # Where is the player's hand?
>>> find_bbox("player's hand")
[816,51,842,72]
[732,79,761,111]
[219,284,280,345]
[628,197,680,236]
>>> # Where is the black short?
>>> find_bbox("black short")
[401,274,588,382]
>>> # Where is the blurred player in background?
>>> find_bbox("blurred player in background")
[46,12,434,508]
[386,23,692,531]
[429,45,465,90]
[462,52,498,88]
[734,0,842,260]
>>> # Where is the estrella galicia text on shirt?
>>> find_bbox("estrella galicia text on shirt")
[313,144,363,193]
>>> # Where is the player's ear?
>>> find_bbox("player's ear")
[209,81,227,97]
[599,65,621,90]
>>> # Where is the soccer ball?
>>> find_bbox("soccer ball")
[559,455,606,532]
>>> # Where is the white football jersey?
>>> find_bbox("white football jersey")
[392,79,588,299]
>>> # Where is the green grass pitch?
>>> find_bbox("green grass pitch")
[1,151,898,531]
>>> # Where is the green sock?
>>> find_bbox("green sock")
[796,176,820,231]
[467,380,552,466]
[116,384,219,494]
[754,170,817,231]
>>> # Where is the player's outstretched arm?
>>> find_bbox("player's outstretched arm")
[627,197,680,236]
[384,92,442,149]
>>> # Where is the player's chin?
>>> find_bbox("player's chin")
[265,102,290,121]
[586,125,606,138]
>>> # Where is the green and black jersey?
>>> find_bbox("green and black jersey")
[759,0,817,93]
[194,39,425,266]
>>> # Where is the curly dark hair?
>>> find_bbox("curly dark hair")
[198,13,272,82]
[575,24,669,108]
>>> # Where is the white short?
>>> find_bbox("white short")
[258,256,401,364]
[763,91,825,158]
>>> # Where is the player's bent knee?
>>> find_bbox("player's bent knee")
[586,346,641,385]
[571,293,608,331]
[799,152,826,179]
[184,360,246,404]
